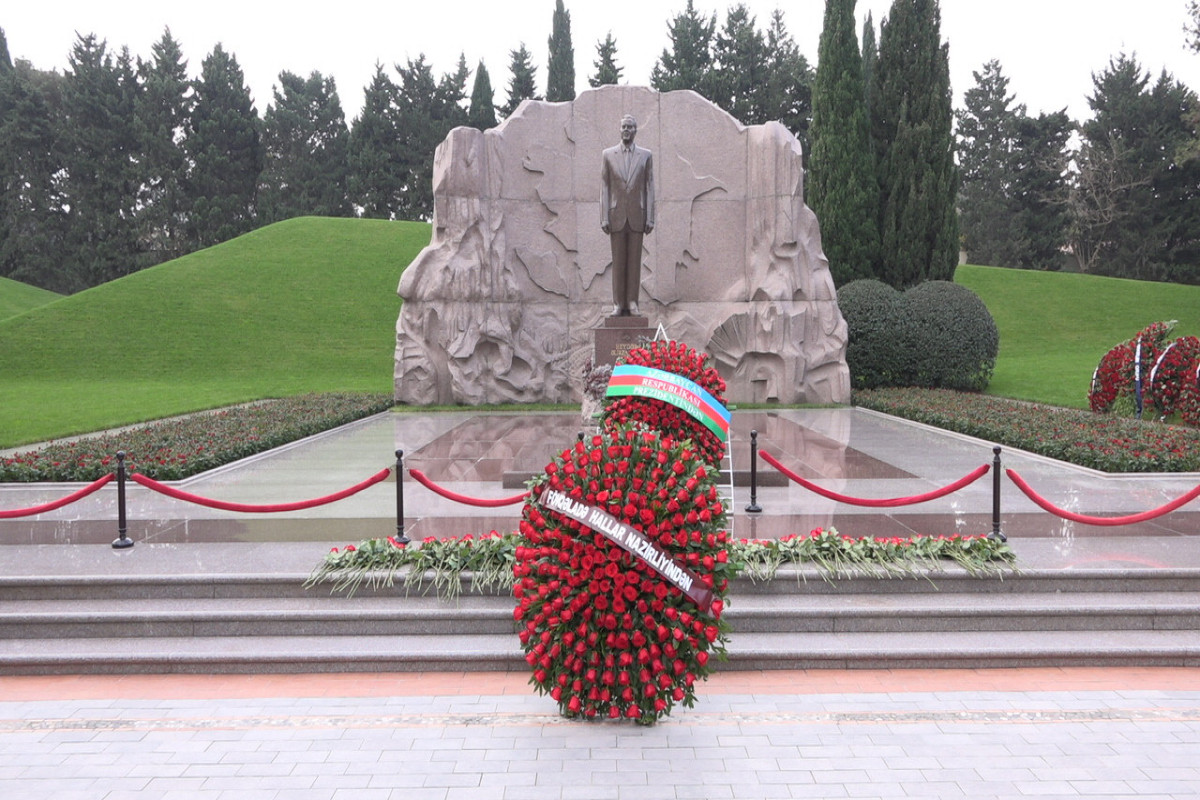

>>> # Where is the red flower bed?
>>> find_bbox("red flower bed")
[601,340,728,466]
[514,426,733,725]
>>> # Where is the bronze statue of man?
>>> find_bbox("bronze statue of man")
[600,114,655,316]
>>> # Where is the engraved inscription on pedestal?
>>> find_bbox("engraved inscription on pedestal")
[593,316,653,368]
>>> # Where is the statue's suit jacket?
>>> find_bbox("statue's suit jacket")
[600,144,655,233]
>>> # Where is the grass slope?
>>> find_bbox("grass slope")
[0,276,61,321]
[956,265,1200,409]
[0,217,430,448]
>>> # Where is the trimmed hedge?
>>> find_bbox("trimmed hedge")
[837,279,998,392]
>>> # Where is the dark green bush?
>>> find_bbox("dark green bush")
[836,279,908,390]
[837,279,998,392]
[904,281,999,391]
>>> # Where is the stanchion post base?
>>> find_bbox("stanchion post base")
[111,536,134,549]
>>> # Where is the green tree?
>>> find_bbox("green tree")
[186,43,263,248]
[0,50,69,290]
[955,60,1073,271]
[392,54,469,220]
[709,4,767,123]
[861,12,877,134]
[258,71,351,223]
[59,35,143,289]
[347,64,401,218]
[589,32,623,87]
[546,0,575,102]
[1072,54,1200,282]
[870,0,958,288]
[1010,109,1072,271]
[808,0,879,286]
[503,43,540,117]
[763,10,813,140]
[650,0,716,97]
[955,60,1021,267]
[468,60,498,129]
[134,28,191,263]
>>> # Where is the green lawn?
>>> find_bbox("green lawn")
[0,276,61,321]
[0,217,430,447]
[956,265,1200,409]
[3,225,1196,449]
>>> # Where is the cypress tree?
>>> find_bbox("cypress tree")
[589,33,623,87]
[546,0,575,102]
[468,61,498,129]
[808,0,879,286]
[870,0,958,288]
[861,13,877,127]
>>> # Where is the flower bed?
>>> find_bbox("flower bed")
[854,387,1200,473]
[0,393,394,482]
[306,527,1016,599]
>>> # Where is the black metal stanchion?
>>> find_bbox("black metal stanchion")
[990,446,1006,542]
[745,429,762,513]
[394,449,410,545]
[111,451,134,549]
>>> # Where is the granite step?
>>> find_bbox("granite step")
[6,590,1200,640]
[3,628,1199,676]
[5,566,1200,674]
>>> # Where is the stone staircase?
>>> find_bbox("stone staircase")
[3,566,1200,675]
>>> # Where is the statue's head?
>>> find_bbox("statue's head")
[620,114,637,144]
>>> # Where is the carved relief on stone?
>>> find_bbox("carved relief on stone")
[395,85,850,406]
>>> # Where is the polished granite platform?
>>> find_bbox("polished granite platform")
[2,409,1199,562]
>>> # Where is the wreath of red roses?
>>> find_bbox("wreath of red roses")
[1178,362,1200,427]
[601,340,728,466]
[1149,336,1200,419]
[1089,343,1132,413]
[513,425,732,725]
[1088,322,1172,414]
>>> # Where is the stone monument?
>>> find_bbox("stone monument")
[395,85,850,405]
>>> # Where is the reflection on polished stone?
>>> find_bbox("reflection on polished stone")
[6,409,1200,547]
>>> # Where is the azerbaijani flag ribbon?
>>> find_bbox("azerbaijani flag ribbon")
[605,364,731,442]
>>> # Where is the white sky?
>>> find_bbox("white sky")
[3,0,1199,123]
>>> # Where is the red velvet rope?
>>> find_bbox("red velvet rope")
[131,468,391,513]
[760,450,991,507]
[1006,469,1200,526]
[408,468,530,507]
[0,473,115,519]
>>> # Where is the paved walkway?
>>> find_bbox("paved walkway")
[5,410,1200,798]
[3,668,1200,799]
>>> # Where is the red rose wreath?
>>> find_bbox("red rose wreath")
[601,339,728,466]
[514,426,733,724]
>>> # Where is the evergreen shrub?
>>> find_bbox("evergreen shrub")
[836,279,907,390]
[837,279,999,392]
[905,281,999,391]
